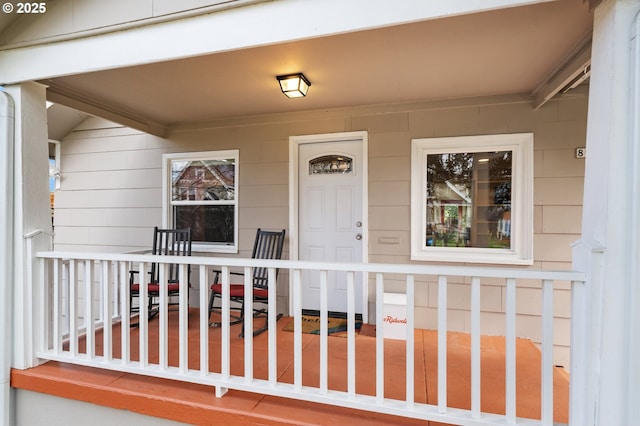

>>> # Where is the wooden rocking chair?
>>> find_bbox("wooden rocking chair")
[129,226,192,321]
[208,228,285,337]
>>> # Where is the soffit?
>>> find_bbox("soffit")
[39,0,592,130]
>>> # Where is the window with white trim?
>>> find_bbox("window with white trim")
[411,134,533,264]
[163,150,239,253]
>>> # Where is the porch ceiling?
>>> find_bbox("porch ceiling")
[39,0,592,135]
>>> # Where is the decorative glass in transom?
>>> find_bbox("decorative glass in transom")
[309,155,353,175]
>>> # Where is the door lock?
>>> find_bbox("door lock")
[356,221,362,228]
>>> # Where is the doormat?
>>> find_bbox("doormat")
[283,315,363,337]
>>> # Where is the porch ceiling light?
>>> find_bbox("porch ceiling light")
[277,73,311,98]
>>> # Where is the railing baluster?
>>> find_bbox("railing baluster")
[293,269,302,391]
[37,257,46,355]
[471,276,481,419]
[438,275,448,413]
[376,272,384,404]
[406,274,415,408]
[120,261,130,364]
[320,270,328,394]
[111,261,120,319]
[243,266,253,382]
[541,279,554,425]
[505,278,517,423]
[53,258,60,354]
[62,260,70,339]
[268,267,277,386]
[84,260,94,358]
[216,265,230,398]
[179,263,189,374]
[199,265,209,377]
[347,271,356,399]
[102,261,112,362]
[221,266,230,378]
[69,259,77,356]
[159,263,168,369]
[139,262,149,367]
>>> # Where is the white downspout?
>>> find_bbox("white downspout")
[0,89,15,426]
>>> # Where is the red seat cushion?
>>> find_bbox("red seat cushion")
[210,283,268,298]
[131,283,181,293]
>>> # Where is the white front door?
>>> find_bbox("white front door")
[297,138,365,314]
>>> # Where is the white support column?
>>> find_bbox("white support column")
[0,89,16,426]
[573,1,640,425]
[3,82,51,371]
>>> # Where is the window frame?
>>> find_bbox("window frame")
[410,133,533,265]
[162,150,239,253]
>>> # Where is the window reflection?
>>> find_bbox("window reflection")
[426,151,512,249]
[171,159,235,201]
[173,205,234,244]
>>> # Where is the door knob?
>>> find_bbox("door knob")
[355,234,362,240]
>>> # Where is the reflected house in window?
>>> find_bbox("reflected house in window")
[426,175,473,247]
[170,158,236,245]
[426,151,512,249]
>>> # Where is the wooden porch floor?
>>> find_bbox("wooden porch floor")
[12,309,569,425]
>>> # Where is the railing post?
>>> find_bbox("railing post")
[569,279,588,426]
[22,231,37,367]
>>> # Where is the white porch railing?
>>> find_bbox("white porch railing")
[32,250,586,426]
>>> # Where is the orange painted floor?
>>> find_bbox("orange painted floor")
[12,309,569,425]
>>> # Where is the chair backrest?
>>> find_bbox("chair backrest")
[251,228,286,289]
[150,226,192,284]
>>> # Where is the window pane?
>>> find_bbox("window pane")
[426,151,512,249]
[173,205,235,244]
[171,159,235,201]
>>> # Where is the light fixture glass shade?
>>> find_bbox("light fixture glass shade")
[277,73,311,98]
